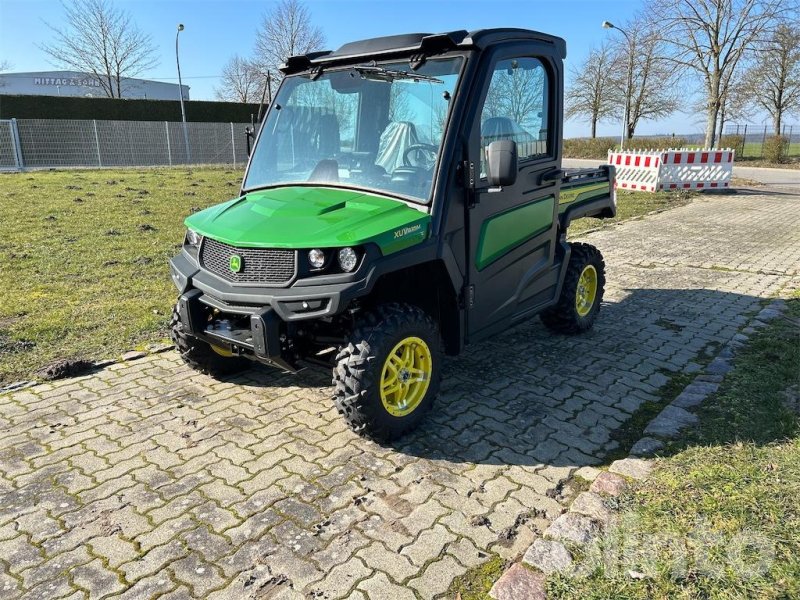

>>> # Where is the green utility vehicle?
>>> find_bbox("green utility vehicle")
[169,28,616,441]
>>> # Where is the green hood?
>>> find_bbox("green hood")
[185,186,430,255]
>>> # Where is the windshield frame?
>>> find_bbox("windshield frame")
[240,53,469,207]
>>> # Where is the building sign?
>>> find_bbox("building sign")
[33,76,101,88]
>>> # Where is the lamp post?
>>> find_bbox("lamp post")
[602,21,633,151]
[175,23,191,162]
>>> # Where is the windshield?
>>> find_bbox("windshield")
[243,57,463,203]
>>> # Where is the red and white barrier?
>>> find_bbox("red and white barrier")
[607,148,735,192]
[607,150,662,192]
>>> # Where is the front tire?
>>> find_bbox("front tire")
[333,303,442,442]
[540,243,606,334]
[169,304,249,377]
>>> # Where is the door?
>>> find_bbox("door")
[466,51,563,341]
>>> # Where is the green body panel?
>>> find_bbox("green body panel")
[475,197,554,271]
[558,181,609,214]
[185,186,430,254]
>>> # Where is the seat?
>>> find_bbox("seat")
[376,121,420,173]
[307,159,339,183]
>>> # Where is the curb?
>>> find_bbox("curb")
[0,342,175,394]
[489,297,790,600]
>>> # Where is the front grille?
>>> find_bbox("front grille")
[199,238,296,285]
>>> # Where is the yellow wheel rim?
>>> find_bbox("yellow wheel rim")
[379,336,432,417]
[210,344,234,357]
[575,264,598,317]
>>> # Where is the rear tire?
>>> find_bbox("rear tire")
[540,243,605,334]
[333,303,442,442]
[169,303,249,377]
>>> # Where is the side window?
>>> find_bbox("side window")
[479,57,550,177]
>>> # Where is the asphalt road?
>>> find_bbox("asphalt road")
[563,157,800,190]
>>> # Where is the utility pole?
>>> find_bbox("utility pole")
[602,21,634,151]
[176,23,191,163]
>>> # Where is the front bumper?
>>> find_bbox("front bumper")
[176,288,298,372]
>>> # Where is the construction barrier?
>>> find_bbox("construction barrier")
[607,148,735,192]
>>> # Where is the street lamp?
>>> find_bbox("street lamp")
[175,23,191,162]
[602,21,634,151]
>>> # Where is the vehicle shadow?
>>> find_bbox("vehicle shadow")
[215,285,777,469]
[387,285,776,468]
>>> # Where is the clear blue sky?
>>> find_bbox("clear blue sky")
[0,0,775,137]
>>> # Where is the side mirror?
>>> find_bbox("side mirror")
[486,140,518,188]
[245,126,254,156]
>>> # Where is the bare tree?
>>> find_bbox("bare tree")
[39,0,158,99]
[743,23,800,133]
[608,25,681,138]
[653,0,788,147]
[0,60,11,89]
[215,55,262,103]
[717,65,751,140]
[565,43,616,138]
[483,60,546,131]
[253,0,325,98]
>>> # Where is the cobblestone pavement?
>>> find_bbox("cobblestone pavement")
[1,189,799,599]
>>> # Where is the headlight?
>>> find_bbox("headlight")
[186,229,202,247]
[337,247,358,272]
[308,248,325,269]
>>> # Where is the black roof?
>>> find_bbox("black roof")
[280,28,567,74]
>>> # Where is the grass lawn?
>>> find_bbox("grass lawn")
[0,167,694,384]
[547,293,800,599]
[0,167,240,384]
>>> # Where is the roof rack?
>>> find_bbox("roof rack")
[280,28,566,75]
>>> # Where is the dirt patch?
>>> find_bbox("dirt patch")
[0,336,35,354]
[36,358,96,381]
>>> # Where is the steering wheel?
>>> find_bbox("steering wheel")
[402,143,438,167]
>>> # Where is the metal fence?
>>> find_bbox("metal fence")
[723,123,800,159]
[0,118,252,170]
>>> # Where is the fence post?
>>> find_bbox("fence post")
[92,119,102,167]
[761,125,768,158]
[10,118,23,170]
[230,122,236,167]
[742,124,747,157]
[165,121,172,166]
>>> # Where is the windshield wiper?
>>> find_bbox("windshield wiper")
[353,64,443,84]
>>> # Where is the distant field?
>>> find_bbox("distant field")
[0,167,694,384]
[737,141,800,159]
[564,136,800,163]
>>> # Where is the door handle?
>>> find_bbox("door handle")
[540,168,564,184]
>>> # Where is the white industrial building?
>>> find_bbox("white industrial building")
[0,70,189,100]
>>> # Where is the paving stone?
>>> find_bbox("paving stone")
[570,491,612,526]
[644,404,699,438]
[757,307,783,321]
[706,357,733,375]
[489,563,546,600]
[409,555,465,599]
[609,458,653,481]
[357,571,416,600]
[544,512,597,544]
[2,187,798,598]
[630,437,665,457]
[400,524,456,567]
[683,381,720,396]
[522,538,574,574]
[671,391,707,409]
[573,466,601,482]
